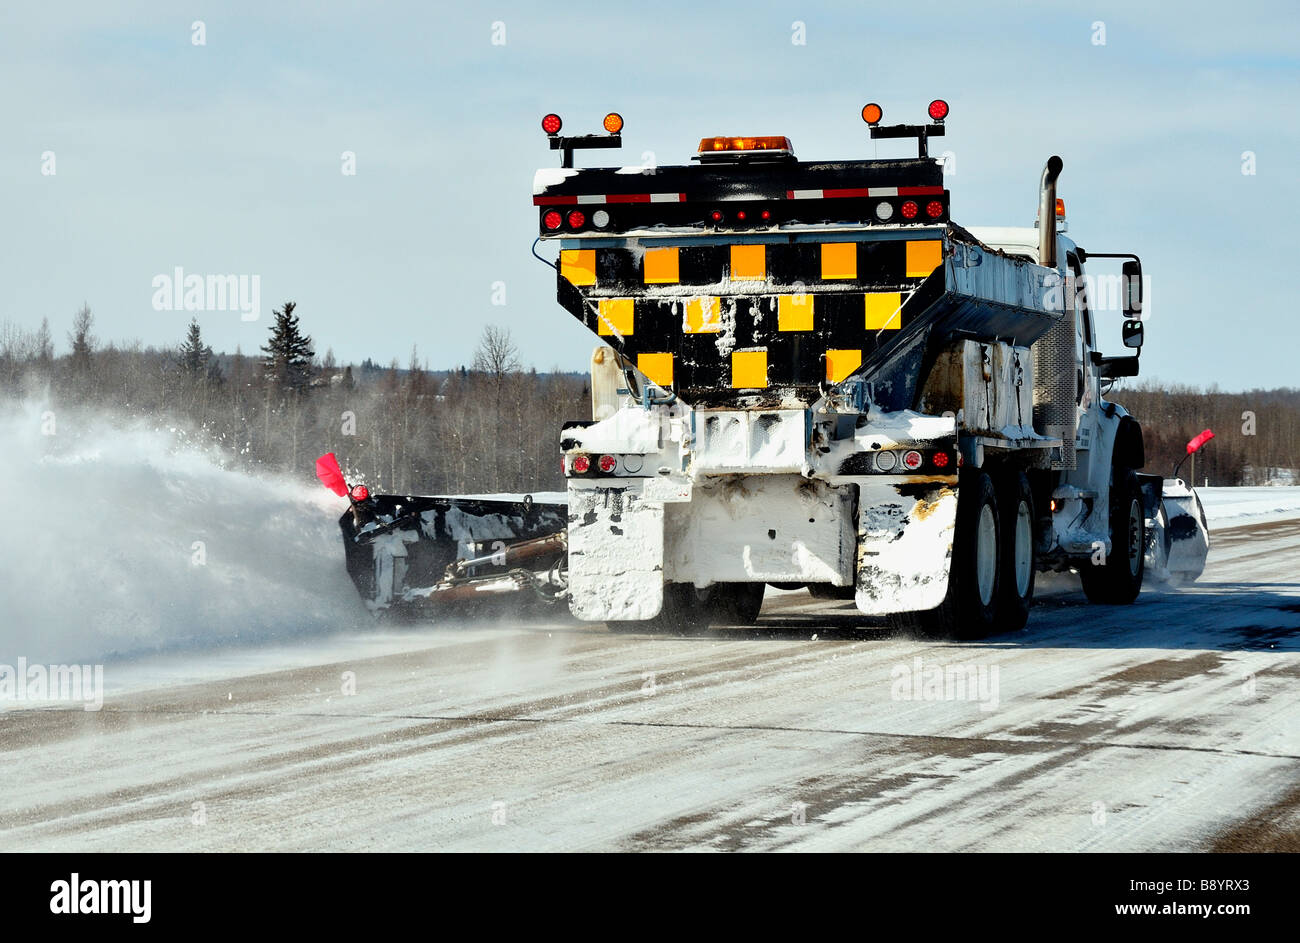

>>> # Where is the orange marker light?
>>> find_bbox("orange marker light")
[603,112,624,134]
[1055,198,1066,218]
[861,102,883,125]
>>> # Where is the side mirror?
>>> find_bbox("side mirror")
[1122,318,1144,349]
[1122,259,1143,318]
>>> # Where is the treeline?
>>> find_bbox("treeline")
[1115,381,1300,485]
[0,304,590,495]
[2,304,1296,490]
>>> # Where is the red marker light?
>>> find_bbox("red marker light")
[736,210,747,221]
[567,209,585,229]
[902,450,924,471]
[932,451,950,469]
[542,210,563,230]
[710,209,723,223]
[541,113,562,134]
[760,209,771,220]
[925,201,944,219]
[900,201,919,220]
[571,455,590,474]
[598,454,617,473]
[928,99,949,121]
[349,484,369,502]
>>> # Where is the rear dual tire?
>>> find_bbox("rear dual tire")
[893,468,1035,640]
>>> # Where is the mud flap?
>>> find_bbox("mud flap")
[567,481,665,621]
[855,477,959,615]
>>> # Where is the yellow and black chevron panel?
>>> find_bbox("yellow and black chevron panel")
[562,238,942,294]
[557,234,947,404]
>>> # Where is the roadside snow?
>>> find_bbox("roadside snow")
[1196,486,1300,526]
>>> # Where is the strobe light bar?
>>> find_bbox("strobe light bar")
[695,136,796,164]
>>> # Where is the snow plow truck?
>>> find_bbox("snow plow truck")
[317,101,1211,638]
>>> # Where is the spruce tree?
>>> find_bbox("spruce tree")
[260,300,314,393]
[179,318,212,376]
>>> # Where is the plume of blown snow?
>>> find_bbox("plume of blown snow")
[0,401,367,663]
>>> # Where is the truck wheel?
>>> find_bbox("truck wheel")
[1081,469,1145,604]
[997,470,1036,631]
[607,583,707,634]
[893,469,1001,639]
[705,583,766,625]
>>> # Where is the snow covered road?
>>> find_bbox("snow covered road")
[2,509,1298,851]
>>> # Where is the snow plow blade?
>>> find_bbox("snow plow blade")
[316,454,568,618]
[339,493,569,616]
[1145,477,1210,585]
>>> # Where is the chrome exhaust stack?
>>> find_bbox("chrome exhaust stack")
[1031,156,1077,469]
[1037,155,1063,268]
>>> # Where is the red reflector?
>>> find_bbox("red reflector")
[710,210,723,222]
[925,200,944,219]
[932,451,950,469]
[542,210,563,230]
[572,455,590,474]
[598,454,617,473]
[349,484,369,502]
[902,450,924,471]
[541,113,562,134]
[900,201,919,220]
[928,99,949,121]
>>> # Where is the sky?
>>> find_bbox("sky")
[2,0,1298,388]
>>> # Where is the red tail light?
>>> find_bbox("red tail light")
[902,450,924,471]
[931,451,950,469]
[567,210,586,229]
[900,201,919,220]
[349,484,369,502]
[542,210,563,230]
[925,201,944,219]
[541,113,562,134]
[571,455,590,474]
[598,454,617,473]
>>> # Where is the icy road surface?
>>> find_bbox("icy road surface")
[2,509,1299,851]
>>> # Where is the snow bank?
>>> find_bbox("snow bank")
[0,401,366,664]
[1196,485,1300,526]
